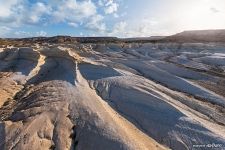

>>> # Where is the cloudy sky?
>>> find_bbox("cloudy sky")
[0,0,225,38]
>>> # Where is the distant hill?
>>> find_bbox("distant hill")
[1,29,225,45]
[165,29,225,43]
[121,36,166,43]
[9,36,120,44]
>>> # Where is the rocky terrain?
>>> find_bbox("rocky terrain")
[0,30,225,150]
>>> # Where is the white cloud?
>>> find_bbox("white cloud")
[113,13,119,18]
[98,0,104,6]
[0,26,12,37]
[210,7,220,13]
[52,0,97,23]
[0,0,133,37]
[0,0,51,26]
[14,31,32,37]
[27,2,51,24]
[36,31,47,37]
[68,22,78,27]
[113,21,127,33]
[14,30,47,38]
[98,0,120,15]
[15,31,25,35]
[108,19,162,37]
[0,0,102,28]
[108,21,127,36]
[0,0,25,26]
[136,19,158,35]
[104,0,119,14]
[50,0,108,32]
[0,0,20,18]
[85,14,106,32]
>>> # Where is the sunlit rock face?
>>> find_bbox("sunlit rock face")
[1,34,225,150]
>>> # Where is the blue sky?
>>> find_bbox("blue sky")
[0,0,225,38]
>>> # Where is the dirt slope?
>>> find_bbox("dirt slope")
[0,47,165,150]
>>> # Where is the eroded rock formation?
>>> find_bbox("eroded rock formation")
[0,40,225,150]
